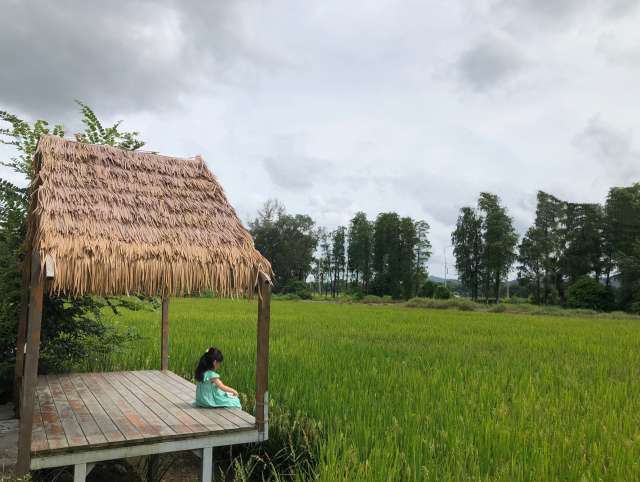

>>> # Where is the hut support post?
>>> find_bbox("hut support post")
[161,297,169,371]
[16,252,45,476]
[13,252,32,413]
[255,272,271,440]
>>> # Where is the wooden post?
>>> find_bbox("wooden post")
[161,296,169,371]
[201,447,213,482]
[74,463,87,482]
[16,252,45,476]
[13,254,32,412]
[255,272,271,438]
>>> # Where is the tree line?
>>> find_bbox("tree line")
[250,200,432,299]
[451,187,640,311]
[251,183,640,313]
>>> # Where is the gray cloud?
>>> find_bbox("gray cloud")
[573,116,640,181]
[2,0,640,277]
[456,36,525,91]
[0,1,281,120]
[263,156,315,191]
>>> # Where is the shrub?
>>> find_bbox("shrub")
[567,276,614,311]
[434,285,451,300]
[503,296,528,304]
[417,280,436,298]
[280,280,313,300]
[280,293,302,301]
[362,295,384,304]
[455,299,478,311]
[488,304,507,313]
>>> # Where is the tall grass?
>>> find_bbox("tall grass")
[98,299,640,481]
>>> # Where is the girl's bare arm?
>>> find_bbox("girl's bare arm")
[212,378,238,396]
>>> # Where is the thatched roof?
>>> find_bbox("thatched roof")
[26,135,271,297]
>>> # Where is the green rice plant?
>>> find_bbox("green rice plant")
[98,298,640,481]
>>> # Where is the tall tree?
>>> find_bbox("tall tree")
[398,217,418,299]
[451,207,483,300]
[347,212,373,291]
[478,192,518,302]
[603,184,640,308]
[372,213,402,297]
[250,201,318,291]
[517,226,544,303]
[413,220,432,297]
[533,192,565,304]
[331,226,347,297]
[561,203,603,282]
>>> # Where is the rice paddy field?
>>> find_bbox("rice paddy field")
[98,298,640,481]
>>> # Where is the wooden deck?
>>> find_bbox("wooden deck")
[30,370,257,467]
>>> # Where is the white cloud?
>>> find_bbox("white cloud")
[2,0,640,277]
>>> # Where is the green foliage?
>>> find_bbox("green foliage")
[452,207,483,300]
[330,226,347,296]
[418,279,436,298]
[281,279,312,300]
[452,194,517,302]
[73,100,145,150]
[604,185,640,309]
[347,212,373,291]
[250,199,318,292]
[370,213,428,299]
[433,284,451,299]
[518,186,640,312]
[361,294,383,304]
[478,192,518,301]
[0,102,145,400]
[566,276,615,311]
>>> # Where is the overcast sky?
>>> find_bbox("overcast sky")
[1,0,640,277]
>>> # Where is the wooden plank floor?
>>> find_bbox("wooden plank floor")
[31,370,256,456]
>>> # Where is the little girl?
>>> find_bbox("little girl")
[194,347,242,409]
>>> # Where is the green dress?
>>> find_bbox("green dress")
[195,370,241,408]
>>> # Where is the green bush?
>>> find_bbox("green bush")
[362,295,384,304]
[281,280,313,300]
[417,280,436,298]
[567,276,614,311]
[503,296,528,304]
[455,299,478,311]
[434,285,451,300]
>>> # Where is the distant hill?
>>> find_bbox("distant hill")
[428,275,460,287]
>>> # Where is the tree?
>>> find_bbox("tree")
[347,212,373,291]
[330,226,347,297]
[0,103,143,399]
[478,192,517,302]
[398,217,418,299]
[451,207,483,301]
[533,192,565,304]
[603,184,640,309]
[413,220,432,298]
[518,226,544,303]
[372,213,402,298]
[561,203,603,283]
[250,200,318,291]
[566,276,614,311]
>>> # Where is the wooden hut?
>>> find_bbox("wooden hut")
[13,135,273,481]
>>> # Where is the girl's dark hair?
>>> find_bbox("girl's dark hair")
[195,347,224,382]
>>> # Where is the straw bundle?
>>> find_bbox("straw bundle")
[26,135,272,297]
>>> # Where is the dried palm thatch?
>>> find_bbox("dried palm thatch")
[26,135,272,297]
